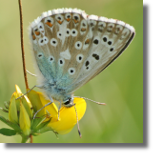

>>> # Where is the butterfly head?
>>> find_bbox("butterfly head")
[63,97,74,107]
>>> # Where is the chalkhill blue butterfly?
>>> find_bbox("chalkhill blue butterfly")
[29,8,135,112]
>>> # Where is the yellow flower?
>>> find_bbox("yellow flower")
[39,94,87,134]
[8,85,87,136]
[8,85,32,136]
[1,84,86,143]
[8,85,33,123]
[28,90,86,135]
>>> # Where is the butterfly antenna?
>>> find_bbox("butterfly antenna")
[26,70,37,77]
[74,104,82,138]
[75,96,106,105]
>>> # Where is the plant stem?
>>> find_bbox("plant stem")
[18,0,33,143]
[21,136,29,143]
[30,135,33,143]
[18,0,29,90]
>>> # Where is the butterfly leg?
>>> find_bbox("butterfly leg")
[74,104,82,138]
[15,85,37,100]
[33,96,54,119]
[15,85,44,100]
[57,101,62,120]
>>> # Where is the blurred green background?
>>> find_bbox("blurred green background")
[0,0,142,143]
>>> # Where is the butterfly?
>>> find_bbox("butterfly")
[29,8,135,108]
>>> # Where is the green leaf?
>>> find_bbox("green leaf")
[0,128,16,136]
[0,116,21,133]
[35,118,51,132]
[31,115,47,130]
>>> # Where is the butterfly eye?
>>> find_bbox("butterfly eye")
[64,100,70,105]
[63,97,73,106]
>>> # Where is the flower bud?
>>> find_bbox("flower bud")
[9,93,18,124]
[19,102,31,136]
[22,95,33,119]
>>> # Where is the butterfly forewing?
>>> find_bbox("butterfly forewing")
[29,8,135,95]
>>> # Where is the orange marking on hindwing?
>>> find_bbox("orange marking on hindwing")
[74,19,79,23]
[32,34,36,40]
[57,20,63,24]
[45,22,53,27]
[85,39,90,44]
[81,28,86,32]
[35,31,40,35]
[66,18,71,22]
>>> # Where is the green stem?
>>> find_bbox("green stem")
[21,136,29,143]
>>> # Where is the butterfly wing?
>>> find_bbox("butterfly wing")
[29,8,135,96]
[30,8,87,86]
[65,14,135,93]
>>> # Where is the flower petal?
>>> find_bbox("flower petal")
[27,90,46,117]
[38,92,58,121]
[22,95,33,119]
[15,84,23,97]
[47,97,86,134]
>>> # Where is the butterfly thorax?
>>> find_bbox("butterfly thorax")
[40,81,74,107]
